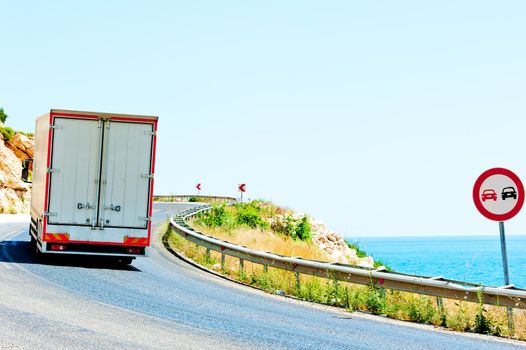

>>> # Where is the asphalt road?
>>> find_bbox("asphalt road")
[0,203,523,350]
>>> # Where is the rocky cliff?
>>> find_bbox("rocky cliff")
[0,133,33,213]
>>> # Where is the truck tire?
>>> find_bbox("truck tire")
[32,238,46,261]
[29,235,36,250]
[119,257,134,265]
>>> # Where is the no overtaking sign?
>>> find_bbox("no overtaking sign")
[473,167,524,222]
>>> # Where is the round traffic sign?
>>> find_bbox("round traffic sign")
[473,168,524,221]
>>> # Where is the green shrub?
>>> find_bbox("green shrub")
[449,302,472,332]
[235,204,269,230]
[249,271,276,292]
[271,215,296,237]
[196,201,270,231]
[346,241,368,258]
[0,126,15,142]
[406,297,436,324]
[0,108,7,124]
[325,279,345,306]
[271,215,311,241]
[365,286,386,314]
[198,205,230,228]
[189,197,198,202]
[295,216,311,241]
[373,259,392,270]
[299,278,325,303]
[473,289,501,335]
[347,286,368,312]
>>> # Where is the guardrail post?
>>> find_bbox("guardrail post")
[221,253,225,272]
[205,248,210,262]
[436,297,446,326]
[295,272,300,292]
[507,308,514,336]
[263,264,268,273]
[239,258,245,278]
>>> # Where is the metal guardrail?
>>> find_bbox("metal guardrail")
[154,195,237,202]
[168,204,526,310]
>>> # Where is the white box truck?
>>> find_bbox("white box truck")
[24,109,158,264]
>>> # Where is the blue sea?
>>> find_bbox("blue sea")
[353,235,526,288]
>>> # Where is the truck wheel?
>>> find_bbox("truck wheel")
[30,236,36,250]
[34,242,42,259]
[29,236,45,260]
[119,257,134,265]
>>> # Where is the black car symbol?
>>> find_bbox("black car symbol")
[501,187,517,200]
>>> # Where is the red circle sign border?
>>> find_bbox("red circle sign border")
[473,167,525,222]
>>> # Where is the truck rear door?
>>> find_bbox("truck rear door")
[47,118,101,226]
[99,121,154,229]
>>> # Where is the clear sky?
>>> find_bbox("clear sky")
[1,1,526,237]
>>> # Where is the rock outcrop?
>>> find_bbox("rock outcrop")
[308,216,374,268]
[0,132,33,213]
[8,133,33,160]
[269,212,375,268]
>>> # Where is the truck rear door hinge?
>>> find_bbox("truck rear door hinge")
[44,212,58,217]
[50,124,63,130]
[47,168,60,174]
[144,131,157,136]
[138,216,151,222]
[140,174,154,179]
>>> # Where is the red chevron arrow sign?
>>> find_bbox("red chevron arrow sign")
[238,184,246,192]
[196,183,202,191]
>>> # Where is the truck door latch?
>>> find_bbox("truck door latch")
[77,202,94,210]
[105,204,121,212]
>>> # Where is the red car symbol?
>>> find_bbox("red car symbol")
[481,189,497,202]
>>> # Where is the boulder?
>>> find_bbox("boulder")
[357,256,374,268]
[327,234,337,242]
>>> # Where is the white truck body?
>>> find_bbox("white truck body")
[29,109,158,258]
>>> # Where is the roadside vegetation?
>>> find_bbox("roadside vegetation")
[190,201,326,260]
[164,200,526,340]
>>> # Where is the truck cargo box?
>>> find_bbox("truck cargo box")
[28,109,158,262]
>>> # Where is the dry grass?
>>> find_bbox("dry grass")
[190,220,330,262]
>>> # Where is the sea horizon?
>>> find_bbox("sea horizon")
[347,235,526,288]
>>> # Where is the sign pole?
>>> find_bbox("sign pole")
[499,221,514,333]
[499,222,510,286]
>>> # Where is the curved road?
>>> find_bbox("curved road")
[0,203,523,349]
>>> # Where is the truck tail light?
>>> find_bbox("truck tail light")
[50,244,66,251]
[126,248,142,254]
